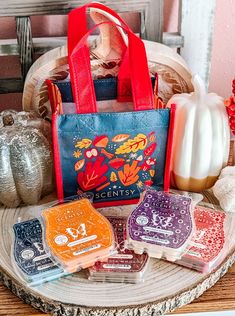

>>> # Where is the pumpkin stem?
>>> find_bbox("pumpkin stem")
[192,74,206,103]
[3,114,14,126]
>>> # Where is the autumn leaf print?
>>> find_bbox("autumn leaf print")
[110,172,117,182]
[115,134,148,154]
[144,143,157,157]
[75,159,85,171]
[75,138,92,149]
[149,169,155,177]
[109,158,125,169]
[118,161,140,186]
[112,134,130,142]
[77,156,108,191]
[148,132,156,143]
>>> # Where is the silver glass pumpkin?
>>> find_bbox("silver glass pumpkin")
[0,110,54,208]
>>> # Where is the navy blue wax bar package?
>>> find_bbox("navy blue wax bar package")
[12,218,66,286]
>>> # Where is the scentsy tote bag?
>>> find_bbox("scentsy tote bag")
[49,5,175,208]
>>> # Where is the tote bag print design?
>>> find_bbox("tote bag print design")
[50,3,175,207]
[71,129,165,203]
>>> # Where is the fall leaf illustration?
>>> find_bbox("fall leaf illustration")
[75,159,85,171]
[149,170,155,177]
[118,161,140,186]
[109,158,125,170]
[73,150,82,159]
[110,172,117,182]
[112,134,130,142]
[148,132,156,143]
[115,134,148,154]
[77,156,108,191]
[75,138,92,149]
[144,143,157,157]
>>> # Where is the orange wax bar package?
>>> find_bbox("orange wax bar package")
[42,199,116,273]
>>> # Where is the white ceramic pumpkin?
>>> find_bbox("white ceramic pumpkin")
[167,75,230,192]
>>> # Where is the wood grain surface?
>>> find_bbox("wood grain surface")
[1,263,235,315]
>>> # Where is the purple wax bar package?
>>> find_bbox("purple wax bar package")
[126,190,194,261]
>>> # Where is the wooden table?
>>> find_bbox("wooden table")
[0,264,235,316]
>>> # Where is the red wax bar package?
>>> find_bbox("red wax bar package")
[88,217,150,283]
[177,205,233,273]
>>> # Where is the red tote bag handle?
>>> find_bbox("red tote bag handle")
[68,2,131,54]
[69,21,154,114]
[68,3,133,103]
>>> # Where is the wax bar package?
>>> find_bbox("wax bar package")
[42,199,116,273]
[88,216,150,283]
[177,205,232,273]
[170,189,203,208]
[126,190,194,261]
[12,218,65,286]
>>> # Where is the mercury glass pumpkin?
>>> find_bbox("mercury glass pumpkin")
[0,110,54,207]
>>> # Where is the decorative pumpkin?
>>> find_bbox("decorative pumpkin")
[0,110,54,207]
[167,75,230,192]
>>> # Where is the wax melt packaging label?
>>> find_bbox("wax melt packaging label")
[127,190,193,260]
[13,218,64,285]
[42,199,115,271]
[89,217,149,283]
[178,206,228,272]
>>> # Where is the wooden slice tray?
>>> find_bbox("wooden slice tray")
[0,192,235,316]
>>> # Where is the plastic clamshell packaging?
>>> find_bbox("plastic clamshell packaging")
[126,190,194,261]
[177,205,232,273]
[89,216,150,283]
[12,218,65,286]
[42,199,116,272]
